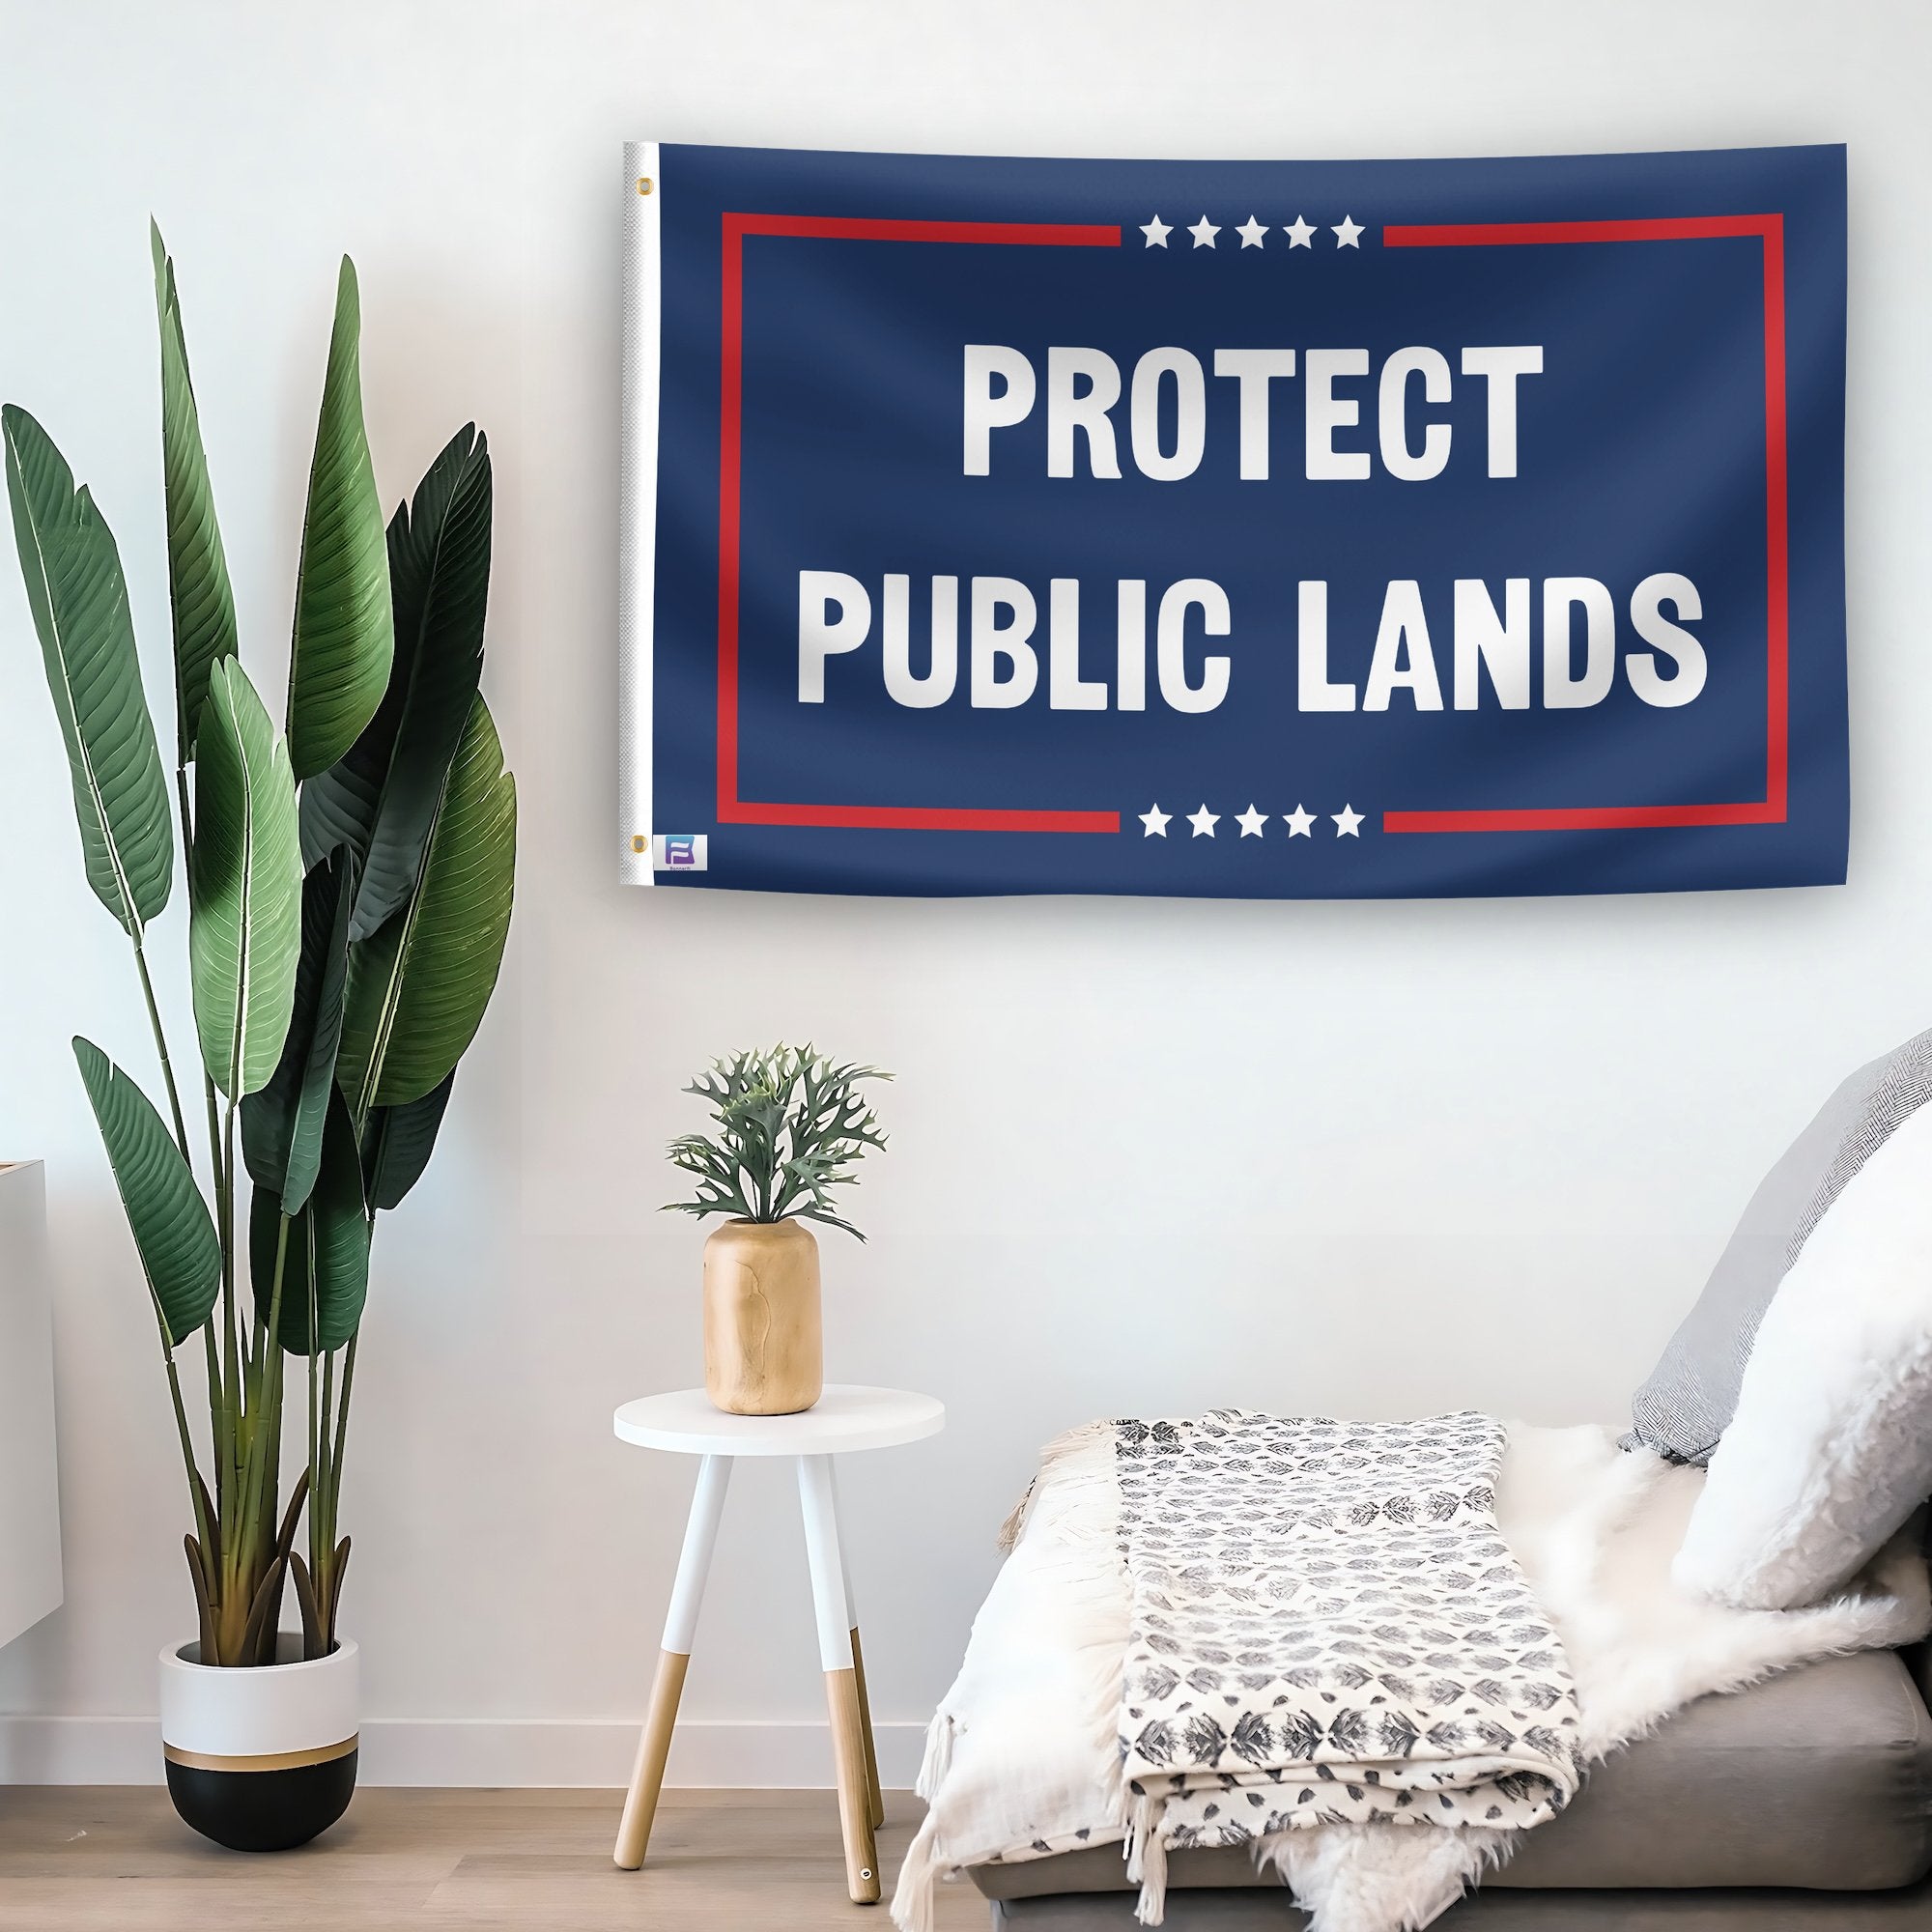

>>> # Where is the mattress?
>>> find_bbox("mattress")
[969,1647,1932,1897]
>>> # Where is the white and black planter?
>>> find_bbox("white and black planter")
[159,1635,358,1852]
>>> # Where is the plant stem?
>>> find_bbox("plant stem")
[303,1344,335,1652]
[218,1097,242,1601]
[329,1334,355,1525]
[128,766,224,1638]
[307,1335,321,1545]
[200,1074,226,1512]
[241,1215,290,1588]
[162,1350,213,1564]
[220,1096,239,1398]
[202,1321,225,1525]
[129,938,190,1165]
[323,1345,357,1646]
[169,763,228,1532]
[315,1347,336,1557]
[216,1212,287,1663]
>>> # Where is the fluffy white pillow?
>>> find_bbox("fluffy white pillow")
[1673,1097,1932,1610]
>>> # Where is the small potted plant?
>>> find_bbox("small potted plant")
[5,229,514,1851]
[666,1046,889,1415]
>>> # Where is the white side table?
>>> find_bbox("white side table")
[611,1383,945,1903]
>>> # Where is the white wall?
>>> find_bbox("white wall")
[2,0,1929,1786]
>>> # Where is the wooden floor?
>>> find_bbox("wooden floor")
[0,1787,987,1930]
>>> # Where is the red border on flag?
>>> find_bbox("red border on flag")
[1379,213,1789,834]
[715,213,1122,832]
[711,211,1787,840]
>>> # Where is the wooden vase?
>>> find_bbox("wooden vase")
[702,1218,823,1415]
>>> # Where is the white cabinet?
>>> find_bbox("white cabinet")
[0,1162,61,1648]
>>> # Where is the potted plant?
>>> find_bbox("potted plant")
[666,1046,889,1415]
[3,227,515,1850]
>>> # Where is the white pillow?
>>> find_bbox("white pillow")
[1672,1097,1932,1610]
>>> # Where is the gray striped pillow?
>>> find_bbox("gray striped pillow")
[1625,1026,1932,1464]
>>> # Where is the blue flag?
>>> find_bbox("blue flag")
[620,141,1846,899]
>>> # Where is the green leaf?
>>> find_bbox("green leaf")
[250,1089,369,1355]
[3,405,174,936]
[189,658,302,1098]
[287,257,392,781]
[360,1070,455,1212]
[73,1037,219,1348]
[664,1044,889,1236]
[301,426,491,944]
[338,695,515,1113]
[151,223,238,764]
[242,848,355,1212]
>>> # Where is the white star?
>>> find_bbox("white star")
[1236,215,1267,249]
[1235,804,1268,838]
[1188,215,1220,249]
[1332,215,1364,249]
[1188,804,1220,838]
[1139,802,1172,837]
[1282,215,1316,248]
[1283,805,1316,838]
[1140,213,1172,248]
[1332,804,1364,838]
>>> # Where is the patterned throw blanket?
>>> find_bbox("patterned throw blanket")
[1114,1411,1583,1918]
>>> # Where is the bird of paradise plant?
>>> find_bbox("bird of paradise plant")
[3,226,515,1664]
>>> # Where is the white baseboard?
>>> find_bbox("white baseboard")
[0,1715,928,1788]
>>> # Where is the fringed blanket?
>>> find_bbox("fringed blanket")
[1111,1412,1581,1919]
[895,1418,1932,1932]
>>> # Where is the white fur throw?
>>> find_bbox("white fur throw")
[894,1421,1929,1932]
[1676,1099,1932,1609]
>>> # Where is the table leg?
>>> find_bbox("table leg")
[798,1454,881,1904]
[828,1461,885,1830]
[613,1454,732,1870]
